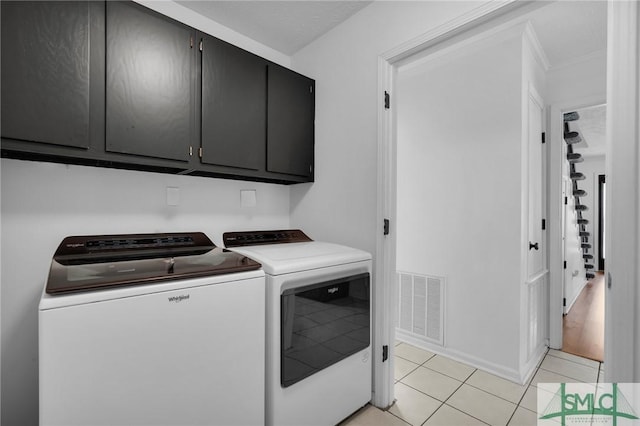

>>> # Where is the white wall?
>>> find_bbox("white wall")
[1,2,293,424]
[289,1,483,252]
[0,160,290,425]
[396,33,523,374]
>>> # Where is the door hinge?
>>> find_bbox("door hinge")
[564,196,568,205]
[542,132,546,144]
[190,35,194,49]
[198,147,203,158]
[563,297,566,307]
[383,218,390,235]
[384,91,390,109]
[382,345,389,362]
[542,218,546,230]
[309,164,313,175]
[563,260,567,269]
[310,85,313,93]
[199,39,203,52]
[189,146,193,156]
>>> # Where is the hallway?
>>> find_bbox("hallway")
[562,272,605,362]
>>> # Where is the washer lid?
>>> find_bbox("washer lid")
[46,232,261,294]
[228,241,371,275]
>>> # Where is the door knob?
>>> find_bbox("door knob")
[529,242,539,251]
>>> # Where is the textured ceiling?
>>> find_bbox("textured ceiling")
[176,1,373,55]
[527,0,607,68]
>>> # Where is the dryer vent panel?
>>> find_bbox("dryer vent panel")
[397,272,444,346]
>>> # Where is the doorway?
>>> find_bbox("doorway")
[377,1,608,396]
[558,104,606,362]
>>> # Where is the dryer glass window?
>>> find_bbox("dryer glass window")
[280,273,370,387]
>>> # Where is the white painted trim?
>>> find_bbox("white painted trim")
[528,82,545,111]
[373,56,396,409]
[564,278,588,314]
[526,269,549,286]
[397,19,536,76]
[548,49,607,74]
[381,0,521,63]
[523,22,550,72]
[396,332,543,385]
[521,341,548,384]
[604,0,640,383]
[547,95,605,350]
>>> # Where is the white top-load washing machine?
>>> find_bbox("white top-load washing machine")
[39,232,266,426]
[224,229,372,426]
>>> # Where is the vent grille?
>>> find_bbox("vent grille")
[397,272,444,345]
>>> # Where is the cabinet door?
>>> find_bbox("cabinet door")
[201,35,266,171]
[106,1,194,162]
[1,1,90,149]
[267,65,315,178]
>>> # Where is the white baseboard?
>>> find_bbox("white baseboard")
[396,330,544,385]
[521,342,548,384]
[566,279,588,313]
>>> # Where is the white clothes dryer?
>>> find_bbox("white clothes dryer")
[224,229,372,426]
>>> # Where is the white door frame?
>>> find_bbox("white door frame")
[603,0,640,383]
[373,0,527,409]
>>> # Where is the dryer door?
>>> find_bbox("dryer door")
[280,272,370,387]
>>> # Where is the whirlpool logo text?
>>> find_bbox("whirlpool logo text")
[168,294,190,303]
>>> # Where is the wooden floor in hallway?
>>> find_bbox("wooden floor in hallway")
[562,272,604,362]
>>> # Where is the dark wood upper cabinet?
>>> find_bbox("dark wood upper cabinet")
[1,1,91,149]
[267,64,315,178]
[200,35,267,171]
[2,1,314,184]
[105,1,195,163]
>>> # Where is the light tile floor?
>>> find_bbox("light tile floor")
[341,341,602,426]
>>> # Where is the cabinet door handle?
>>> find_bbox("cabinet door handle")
[529,242,539,251]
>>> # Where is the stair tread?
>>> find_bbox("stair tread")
[571,172,586,180]
[565,131,583,144]
[564,111,580,122]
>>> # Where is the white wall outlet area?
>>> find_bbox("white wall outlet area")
[166,186,180,206]
[240,189,257,208]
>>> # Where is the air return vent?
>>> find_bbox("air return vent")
[397,272,444,345]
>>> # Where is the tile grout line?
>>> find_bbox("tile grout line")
[433,369,493,426]
[385,409,412,426]
[399,354,530,425]
[393,344,601,426]
[545,350,601,369]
